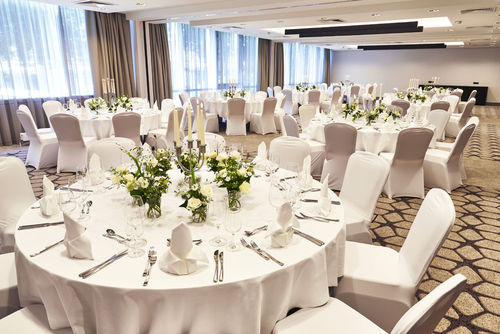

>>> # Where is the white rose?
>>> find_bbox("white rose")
[230,150,241,160]
[187,197,202,210]
[239,181,251,194]
[206,151,217,159]
[237,168,247,176]
[123,174,134,182]
[217,152,228,161]
[200,185,213,198]
[111,174,121,184]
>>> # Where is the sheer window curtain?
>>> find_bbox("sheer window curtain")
[284,43,325,87]
[0,0,93,145]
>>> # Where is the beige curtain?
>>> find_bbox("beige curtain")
[324,49,333,84]
[273,42,284,88]
[149,24,173,102]
[258,38,271,91]
[86,11,135,97]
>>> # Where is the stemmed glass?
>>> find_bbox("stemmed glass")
[125,195,146,258]
[224,208,242,251]
[76,169,90,221]
[58,189,76,214]
[209,197,227,247]
[266,152,279,180]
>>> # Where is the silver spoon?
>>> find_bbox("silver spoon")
[105,229,131,241]
[86,200,93,214]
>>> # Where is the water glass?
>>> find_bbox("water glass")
[125,195,146,257]
[224,209,242,251]
[209,199,227,247]
[58,190,75,214]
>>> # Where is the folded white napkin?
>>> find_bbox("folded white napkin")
[63,212,93,260]
[39,176,59,216]
[88,154,104,185]
[318,174,331,216]
[299,155,313,189]
[271,202,296,248]
[159,223,208,275]
[252,141,268,171]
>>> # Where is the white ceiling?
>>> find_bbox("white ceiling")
[33,0,500,49]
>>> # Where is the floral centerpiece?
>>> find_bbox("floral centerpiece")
[396,91,427,104]
[110,96,132,112]
[87,97,107,113]
[423,85,434,91]
[111,147,172,218]
[295,83,318,92]
[176,180,213,224]
[206,150,254,211]
[341,103,358,119]
[364,108,382,125]
[176,151,202,178]
[222,89,236,98]
[384,105,402,122]
[238,89,247,98]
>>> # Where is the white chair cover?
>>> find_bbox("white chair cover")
[87,137,136,170]
[42,101,63,128]
[273,86,282,97]
[226,98,246,136]
[380,128,433,199]
[457,90,477,113]
[350,85,361,102]
[0,157,35,253]
[150,108,184,149]
[178,92,189,106]
[250,98,277,134]
[320,123,357,190]
[112,112,142,146]
[269,136,311,172]
[391,100,410,116]
[0,253,19,318]
[340,152,390,243]
[0,304,72,333]
[18,104,53,142]
[443,95,459,116]
[336,188,456,331]
[267,87,274,97]
[181,102,194,131]
[16,109,58,169]
[430,101,450,111]
[255,91,267,101]
[160,98,176,125]
[320,87,341,113]
[445,98,475,138]
[307,90,321,110]
[50,114,96,173]
[298,105,316,130]
[281,89,297,115]
[428,109,449,144]
[274,94,286,132]
[282,115,299,138]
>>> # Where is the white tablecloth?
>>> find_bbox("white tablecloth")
[293,90,329,105]
[15,169,346,334]
[206,99,263,122]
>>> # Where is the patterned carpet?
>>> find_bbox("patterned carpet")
[1,106,499,333]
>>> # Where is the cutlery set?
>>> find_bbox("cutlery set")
[295,212,339,223]
[213,250,224,283]
[143,247,157,286]
[18,221,64,230]
[240,238,284,266]
[300,199,341,205]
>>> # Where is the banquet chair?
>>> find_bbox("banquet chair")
[391,100,410,116]
[199,133,226,152]
[340,152,389,243]
[50,114,96,173]
[380,128,434,199]
[450,88,463,100]
[320,88,341,113]
[255,91,268,101]
[430,100,450,111]
[457,90,476,114]
[424,90,436,99]
[269,136,310,172]
[424,119,477,193]
[336,188,456,331]
[189,96,218,133]
[87,137,136,170]
[362,95,374,111]
[427,109,449,145]
[273,274,466,334]
[298,104,316,130]
[443,95,459,116]
[16,109,58,169]
[366,84,374,95]
[307,90,321,111]
[274,94,286,132]
[267,87,274,97]
[0,253,19,318]
[273,86,282,97]
[320,83,328,91]
[320,123,357,190]
[160,98,176,127]
[42,101,64,128]
[0,304,72,333]
[281,89,297,115]
[178,92,189,106]
[445,98,475,138]
[282,115,299,138]
[226,98,246,136]
[0,157,36,254]
[181,102,194,131]
[112,112,141,146]
[250,98,277,135]
[17,104,54,142]
[147,108,184,149]
[349,85,361,104]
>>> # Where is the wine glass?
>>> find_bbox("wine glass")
[286,179,302,212]
[268,174,287,210]
[76,169,90,221]
[125,195,146,257]
[58,189,76,214]
[266,152,279,179]
[209,197,227,247]
[224,208,242,251]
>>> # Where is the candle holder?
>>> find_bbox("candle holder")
[175,139,207,186]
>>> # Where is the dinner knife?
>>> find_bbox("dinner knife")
[301,199,341,205]
[79,249,128,279]
[18,221,64,230]
[30,239,64,257]
[60,187,93,193]
[292,228,325,246]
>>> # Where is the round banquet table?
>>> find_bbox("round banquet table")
[68,109,161,139]
[15,169,346,334]
[206,99,263,122]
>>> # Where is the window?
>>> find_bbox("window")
[0,0,93,99]
[167,22,258,97]
[284,43,325,86]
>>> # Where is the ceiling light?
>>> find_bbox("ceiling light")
[371,13,381,17]
[448,28,454,32]
[136,2,145,6]
[455,20,462,24]
[277,20,283,23]
[445,41,465,46]
[428,9,440,13]
[344,45,358,49]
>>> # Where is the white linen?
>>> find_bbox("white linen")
[39,176,59,217]
[270,203,295,248]
[299,155,313,189]
[63,212,93,260]
[15,169,345,334]
[88,154,104,186]
[318,175,331,216]
[253,141,268,171]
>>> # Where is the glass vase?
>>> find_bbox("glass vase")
[191,204,208,224]
[145,195,162,219]
[227,189,242,212]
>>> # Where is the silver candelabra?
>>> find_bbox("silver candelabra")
[175,139,207,185]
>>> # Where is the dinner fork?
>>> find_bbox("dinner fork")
[244,225,268,237]
[296,212,339,222]
[240,238,269,261]
[249,241,284,266]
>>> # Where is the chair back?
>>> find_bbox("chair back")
[87,137,136,170]
[366,84,374,95]
[0,157,35,234]
[308,90,321,105]
[263,98,278,117]
[324,123,357,161]
[227,98,245,119]
[273,86,282,97]
[16,109,41,144]
[391,100,411,116]
[340,152,390,222]
[458,98,475,127]
[350,85,361,97]
[112,112,141,146]
[428,109,449,141]
[267,87,274,97]
[269,136,310,172]
[448,119,478,166]
[391,274,466,334]
[255,91,267,101]
[320,83,328,91]
[42,100,63,127]
[282,89,293,114]
[331,88,341,107]
[190,97,202,111]
[444,95,460,115]
[392,128,433,163]
[165,108,184,147]
[450,88,463,100]
[204,133,226,152]
[160,98,176,122]
[362,95,374,111]
[277,94,286,109]
[178,92,189,106]
[430,101,450,111]
[283,115,299,138]
[468,90,477,101]
[298,104,316,129]
[50,113,85,143]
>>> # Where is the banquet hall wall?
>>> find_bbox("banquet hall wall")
[332,47,500,103]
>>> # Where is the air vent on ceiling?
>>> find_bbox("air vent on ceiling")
[222,26,243,30]
[76,1,115,7]
[319,18,345,23]
[460,8,495,15]
[465,25,494,29]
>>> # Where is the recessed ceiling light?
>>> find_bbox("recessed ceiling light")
[136,2,145,6]
[371,13,381,17]
[428,9,440,13]
[455,20,462,24]
[277,20,284,23]
[448,28,454,32]
[445,41,465,46]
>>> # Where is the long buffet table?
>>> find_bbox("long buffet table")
[419,84,488,105]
